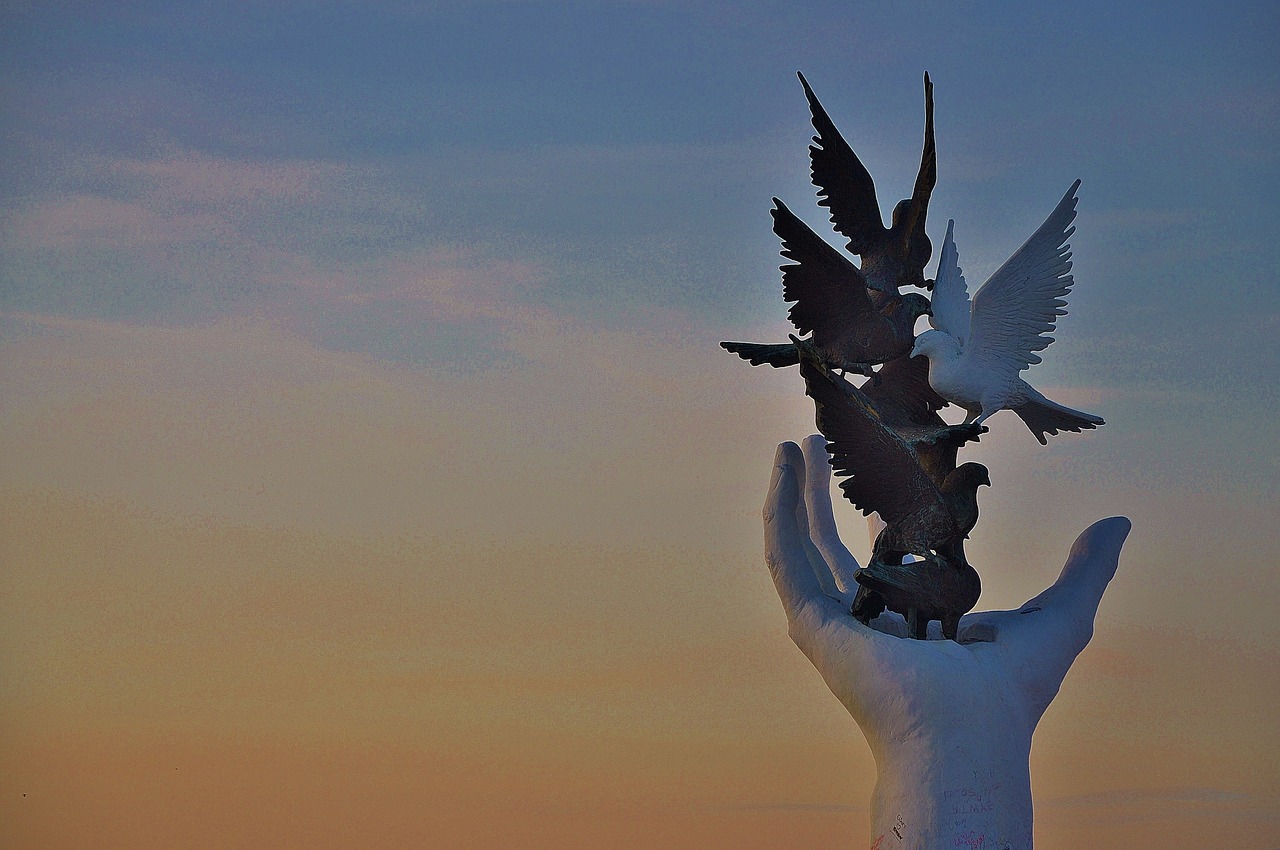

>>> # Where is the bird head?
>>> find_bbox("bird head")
[955,462,992,489]
[900,292,932,319]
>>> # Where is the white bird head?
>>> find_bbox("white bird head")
[910,329,959,360]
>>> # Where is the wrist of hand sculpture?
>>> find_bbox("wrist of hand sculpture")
[764,436,1130,850]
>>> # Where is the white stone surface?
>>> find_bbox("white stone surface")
[911,184,1102,437]
[763,436,1130,849]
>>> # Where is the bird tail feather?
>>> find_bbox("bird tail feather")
[719,341,800,368]
[1012,388,1104,445]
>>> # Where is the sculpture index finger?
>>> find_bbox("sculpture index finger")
[800,434,861,590]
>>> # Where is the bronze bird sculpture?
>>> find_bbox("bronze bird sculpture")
[801,71,936,293]
[855,353,984,483]
[851,553,982,641]
[797,345,989,640]
[719,199,932,375]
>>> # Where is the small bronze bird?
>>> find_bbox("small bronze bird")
[720,199,932,375]
[797,346,989,640]
[800,71,937,293]
[850,553,981,641]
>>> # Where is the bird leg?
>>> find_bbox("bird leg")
[837,361,876,380]
[851,585,885,623]
[907,607,922,639]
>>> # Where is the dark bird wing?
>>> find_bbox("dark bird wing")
[798,351,948,531]
[798,72,886,257]
[772,198,873,341]
[893,72,936,288]
[858,354,947,429]
[858,355,977,483]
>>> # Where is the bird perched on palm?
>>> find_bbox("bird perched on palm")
[911,181,1105,443]
[796,343,989,639]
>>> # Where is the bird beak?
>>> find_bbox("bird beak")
[910,339,922,357]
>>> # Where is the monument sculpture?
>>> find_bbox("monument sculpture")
[722,72,1129,848]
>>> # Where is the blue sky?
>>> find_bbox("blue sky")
[6,1,1277,325]
[5,0,1277,486]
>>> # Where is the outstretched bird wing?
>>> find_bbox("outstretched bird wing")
[799,72,885,257]
[772,198,873,341]
[891,72,936,286]
[928,220,972,346]
[962,180,1080,383]
[798,352,948,531]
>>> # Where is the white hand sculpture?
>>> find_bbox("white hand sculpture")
[763,436,1130,850]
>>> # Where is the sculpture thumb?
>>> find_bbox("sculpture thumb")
[1027,516,1131,624]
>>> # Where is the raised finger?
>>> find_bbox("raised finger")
[800,434,861,590]
[763,441,828,619]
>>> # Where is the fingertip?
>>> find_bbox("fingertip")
[1062,516,1132,585]
[768,442,797,487]
[766,442,803,514]
[800,435,830,482]
[774,440,802,467]
[801,433,827,456]
[1083,515,1132,555]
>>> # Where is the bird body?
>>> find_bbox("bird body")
[869,460,989,565]
[855,353,985,483]
[910,329,991,420]
[912,182,1105,443]
[800,71,937,293]
[852,554,981,640]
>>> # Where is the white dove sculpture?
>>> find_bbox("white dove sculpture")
[910,180,1105,443]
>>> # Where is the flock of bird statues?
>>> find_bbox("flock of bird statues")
[722,73,1104,640]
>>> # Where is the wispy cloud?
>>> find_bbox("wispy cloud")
[275,247,543,319]
[6,193,230,251]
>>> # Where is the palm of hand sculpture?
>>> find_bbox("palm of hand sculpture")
[911,181,1105,443]
[764,436,1129,849]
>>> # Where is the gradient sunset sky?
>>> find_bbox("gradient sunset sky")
[2,2,1278,848]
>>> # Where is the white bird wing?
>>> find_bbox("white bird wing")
[962,180,1080,383]
[928,219,971,346]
